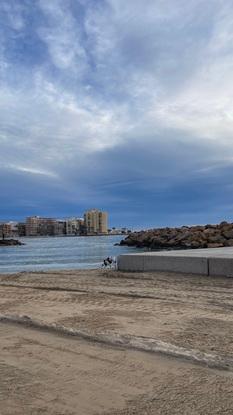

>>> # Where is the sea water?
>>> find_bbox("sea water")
[0,235,138,273]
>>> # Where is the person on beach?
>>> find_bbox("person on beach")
[102,259,108,268]
[102,256,116,269]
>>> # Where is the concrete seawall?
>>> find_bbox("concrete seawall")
[117,247,233,277]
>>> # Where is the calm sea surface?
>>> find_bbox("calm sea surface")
[0,235,139,273]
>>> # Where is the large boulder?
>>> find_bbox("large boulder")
[207,235,225,244]
[223,239,233,247]
[222,230,233,240]
[207,243,224,248]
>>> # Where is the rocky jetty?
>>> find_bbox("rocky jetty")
[0,239,24,246]
[120,221,233,250]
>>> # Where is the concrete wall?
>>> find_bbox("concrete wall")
[208,258,233,277]
[118,254,208,275]
[117,253,233,277]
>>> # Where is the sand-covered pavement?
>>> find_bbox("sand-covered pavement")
[1,269,233,414]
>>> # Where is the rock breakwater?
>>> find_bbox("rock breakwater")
[120,221,233,250]
[0,239,24,246]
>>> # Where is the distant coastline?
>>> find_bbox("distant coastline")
[0,211,131,239]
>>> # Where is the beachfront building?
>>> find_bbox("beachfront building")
[13,211,109,237]
[84,209,108,235]
[52,220,66,236]
[0,223,13,238]
[26,216,40,236]
[0,222,26,238]
[65,218,84,235]
[0,222,20,238]
[17,222,26,237]
[26,216,66,236]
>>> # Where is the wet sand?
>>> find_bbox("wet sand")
[1,269,233,414]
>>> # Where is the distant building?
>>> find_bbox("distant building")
[26,216,40,236]
[0,222,26,238]
[26,216,66,236]
[0,222,19,238]
[9,222,19,237]
[37,218,55,236]
[108,227,132,235]
[9,211,110,237]
[84,209,108,235]
[0,223,12,238]
[52,220,66,236]
[66,218,84,235]
[17,223,26,237]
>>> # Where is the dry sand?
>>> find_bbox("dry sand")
[1,269,233,414]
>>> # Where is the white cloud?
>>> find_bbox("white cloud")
[0,1,25,31]
[147,2,233,143]
[37,0,88,73]
[8,164,58,178]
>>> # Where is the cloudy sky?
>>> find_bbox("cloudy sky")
[1,0,233,228]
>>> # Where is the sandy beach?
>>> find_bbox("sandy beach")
[1,269,233,414]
